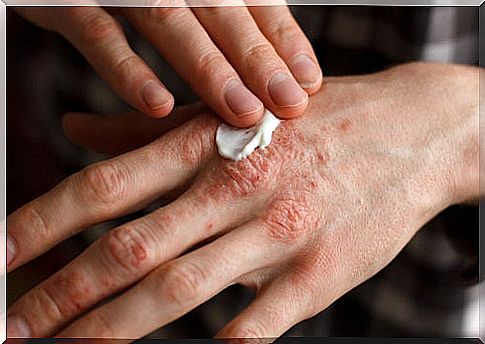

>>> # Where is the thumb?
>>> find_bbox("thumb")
[63,103,207,155]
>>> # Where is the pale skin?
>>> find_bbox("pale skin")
[15,4,322,127]
[6,62,479,339]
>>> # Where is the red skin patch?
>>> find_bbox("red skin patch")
[157,214,173,226]
[44,271,92,317]
[130,243,147,266]
[204,121,312,202]
[189,118,327,247]
[260,172,321,244]
[111,227,150,270]
[262,197,310,243]
[100,276,117,291]
[338,119,353,132]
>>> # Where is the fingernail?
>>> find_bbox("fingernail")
[7,234,15,267]
[7,316,30,338]
[268,71,308,108]
[290,54,322,89]
[224,79,263,117]
[141,80,172,111]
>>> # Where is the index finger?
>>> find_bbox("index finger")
[124,7,265,128]
[51,6,174,117]
[7,114,218,271]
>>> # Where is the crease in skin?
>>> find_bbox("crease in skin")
[216,110,281,161]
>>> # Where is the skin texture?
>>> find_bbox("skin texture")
[6,63,479,340]
[14,5,322,127]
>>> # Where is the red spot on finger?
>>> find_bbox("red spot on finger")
[131,243,147,265]
[100,276,117,290]
[338,119,353,132]
[43,271,93,318]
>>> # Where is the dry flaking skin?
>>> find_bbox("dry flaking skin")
[215,110,281,161]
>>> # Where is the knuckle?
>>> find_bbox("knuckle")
[269,21,301,45]
[143,7,187,25]
[39,272,91,321]
[37,285,71,321]
[80,15,121,46]
[102,224,156,277]
[111,54,141,79]
[290,260,315,287]
[242,41,277,68]
[178,114,217,166]
[197,49,226,77]
[78,162,126,209]
[290,255,340,316]
[157,262,205,306]
[261,196,311,244]
[17,204,49,243]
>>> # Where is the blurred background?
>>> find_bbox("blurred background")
[6,6,481,339]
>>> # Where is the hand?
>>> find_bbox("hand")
[6,63,478,339]
[15,4,322,127]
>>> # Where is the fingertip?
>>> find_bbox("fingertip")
[303,76,323,96]
[141,80,175,118]
[223,79,264,126]
[224,107,265,128]
[289,54,323,94]
[146,94,175,119]
[300,65,323,96]
[271,95,309,120]
[268,71,308,110]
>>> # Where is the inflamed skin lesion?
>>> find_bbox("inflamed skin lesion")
[185,113,333,247]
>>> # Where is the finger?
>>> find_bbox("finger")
[63,103,207,155]
[57,220,287,339]
[124,7,264,128]
[249,6,323,95]
[216,277,314,341]
[51,6,174,117]
[192,4,308,119]
[6,114,218,272]
[6,178,259,337]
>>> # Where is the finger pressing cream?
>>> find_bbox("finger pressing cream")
[216,110,281,161]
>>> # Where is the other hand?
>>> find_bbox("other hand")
[15,4,322,127]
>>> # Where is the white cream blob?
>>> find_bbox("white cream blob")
[216,110,281,161]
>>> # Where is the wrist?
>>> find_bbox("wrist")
[445,65,480,205]
[396,63,480,209]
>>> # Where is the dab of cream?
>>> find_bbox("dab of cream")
[216,110,281,161]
